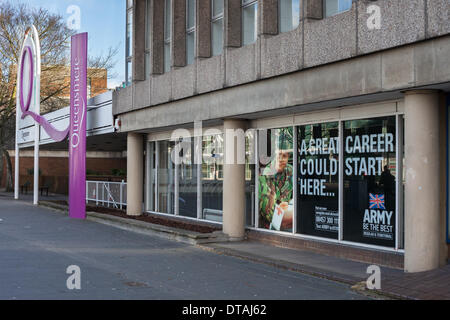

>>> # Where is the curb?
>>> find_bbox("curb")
[197,244,408,300]
[38,201,408,300]
[38,201,230,246]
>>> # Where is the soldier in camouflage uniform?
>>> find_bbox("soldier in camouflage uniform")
[259,128,293,231]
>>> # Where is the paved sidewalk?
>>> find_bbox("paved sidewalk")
[0,195,367,300]
[200,241,450,300]
[3,190,449,300]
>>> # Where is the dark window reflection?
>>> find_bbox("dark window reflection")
[343,117,396,247]
[297,122,339,239]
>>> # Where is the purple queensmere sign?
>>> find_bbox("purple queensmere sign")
[69,33,88,219]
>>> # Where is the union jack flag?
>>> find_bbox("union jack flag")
[369,194,385,209]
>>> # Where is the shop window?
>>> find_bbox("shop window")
[297,122,339,239]
[324,0,352,17]
[242,0,258,46]
[343,116,397,248]
[211,0,224,56]
[146,141,156,212]
[258,127,294,232]
[178,137,198,218]
[279,0,300,33]
[246,130,256,227]
[157,140,175,214]
[202,134,224,222]
[164,0,172,73]
[186,0,196,65]
[447,97,450,244]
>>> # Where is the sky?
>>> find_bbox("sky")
[15,0,126,89]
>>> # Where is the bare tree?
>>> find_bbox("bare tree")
[0,2,118,191]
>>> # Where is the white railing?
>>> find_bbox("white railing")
[86,180,127,210]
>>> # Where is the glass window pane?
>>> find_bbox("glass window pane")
[211,18,223,56]
[325,0,351,17]
[297,122,339,239]
[158,140,175,214]
[339,0,352,12]
[324,0,338,17]
[145,51,151,79]
[343,116,397,247]
[165,0,172,40]
[279,0,300,33]
[186,32,195,65]
[127,10,133,58]
[146,0,151,50]
[187,0,196,30]
[258,128,294,232]
[126,60,132,85]
[146,142,156,212]
[202,135,223,222]
[164,43,171,73]
[212,0,224,17]
[246,131,256,227]
[178,138,198,218]
[242,3,257,46]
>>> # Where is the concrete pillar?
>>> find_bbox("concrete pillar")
[127,132,144,216]
[404,90,441,273]
[223,119,247,239]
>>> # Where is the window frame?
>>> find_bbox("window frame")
[143,107,406,253]
[278,0,301,34]
[323,0,353,18]
[164,0,172,73]
[211,0,224,56]
[145,0,151,78]
[125,3,133,86]
[241,0,258,46]
[253,111,405,253]
[186,0,196,65]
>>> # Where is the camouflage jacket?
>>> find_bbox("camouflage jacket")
[258,164,293,229]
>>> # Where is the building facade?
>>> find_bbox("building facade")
[113,0,450,272]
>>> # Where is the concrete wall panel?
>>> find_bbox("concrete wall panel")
[225,43,258,86]
[304,3,357,68]
[113,86,132,115]
[196,55,225,94]
[172,64,196,100]
[358,0,426,55]
[261,26,303,79]
[381,46,415,91]
[151,73,172,105]
[414,37,450,86]
[133,78,151,110]
[427,0,450,38]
